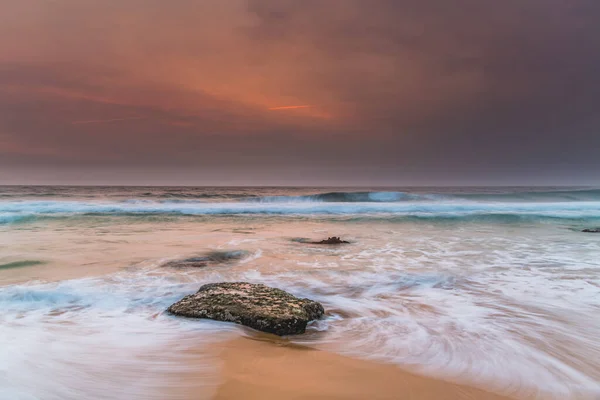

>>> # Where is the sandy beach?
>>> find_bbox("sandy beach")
[212,336,519,400]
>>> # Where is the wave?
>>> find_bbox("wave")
[252,191,442,203]
[459,188,600,202]
[1,199,600,225]
[249,188,600,203]
[3,186,599,202]
[0,213,45,225]
[0,186,259,201]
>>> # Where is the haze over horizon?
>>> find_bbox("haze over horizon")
[1,0,600,186]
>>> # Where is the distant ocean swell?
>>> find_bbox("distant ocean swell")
[253,189,600,203]
[2,188,600,202]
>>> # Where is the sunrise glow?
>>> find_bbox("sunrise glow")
[268,105,314,110]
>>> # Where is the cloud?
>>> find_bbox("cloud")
[71,117,146,125]
[268,105,313,110]
[1,0,599,184]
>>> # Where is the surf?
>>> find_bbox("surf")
[1,198,600,225]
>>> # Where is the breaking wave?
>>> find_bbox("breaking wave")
[1,199,600,225]
[252,191,441,203]
[1,187,600,227]
[251,189,600,203]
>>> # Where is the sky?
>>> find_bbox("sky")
[1,0,599,186]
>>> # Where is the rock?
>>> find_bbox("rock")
[163,256,211,268]
[163,250,248,268]
[167,282,325,335]
[582,228,600,233]
[311,237,350,245]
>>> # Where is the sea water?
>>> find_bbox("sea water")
[0,186,599,399]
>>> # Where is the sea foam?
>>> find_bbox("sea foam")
[1,199,600,225]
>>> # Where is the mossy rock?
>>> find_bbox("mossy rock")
[167,282,324,335]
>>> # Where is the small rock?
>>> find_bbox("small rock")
[311,237,350,244]
[582,228,600,233]
[167,282,325,335]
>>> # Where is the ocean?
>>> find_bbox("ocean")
[1,186,599,399]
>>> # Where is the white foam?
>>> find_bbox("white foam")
[236,232,600,399]
[1,199,600,220]
[0,273,237,400]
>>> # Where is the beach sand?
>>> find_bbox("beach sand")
[212,336,519,400]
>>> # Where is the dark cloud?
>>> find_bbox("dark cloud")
[1,0,599,185]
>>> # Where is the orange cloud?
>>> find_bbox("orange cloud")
[268,105,314,110]
[267,104,333,119]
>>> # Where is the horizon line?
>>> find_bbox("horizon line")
[0,183,597,188]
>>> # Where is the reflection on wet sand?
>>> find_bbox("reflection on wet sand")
[213,336,519,400]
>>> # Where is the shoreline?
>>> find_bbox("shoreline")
[211,336,523,400]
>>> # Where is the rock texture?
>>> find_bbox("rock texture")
[582,228,600,233]
[311,237,350,244]
[167,282,325,335]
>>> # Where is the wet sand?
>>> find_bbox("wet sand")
[212,336,519,400]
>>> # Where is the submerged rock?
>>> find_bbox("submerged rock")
[0,260,44,270]
[167,282,325,335]
[163,250,248,268]
[311,237,350,245]
[163,256,211,268]
[582,228,600,233]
